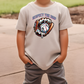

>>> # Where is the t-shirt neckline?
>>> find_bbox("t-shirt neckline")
[31,1,56,9]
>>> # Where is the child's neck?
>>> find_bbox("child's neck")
[34,0,54,7]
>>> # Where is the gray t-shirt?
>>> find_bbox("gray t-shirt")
[16,1,73,70]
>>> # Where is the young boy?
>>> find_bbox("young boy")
[16,0,73,84]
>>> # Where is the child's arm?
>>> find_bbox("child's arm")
[54,29,68,63]
[17,30,33,64]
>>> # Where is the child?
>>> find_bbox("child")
[16,0,73,84]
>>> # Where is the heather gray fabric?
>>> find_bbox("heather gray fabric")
[16,1,73,70]
[23,62,67,84]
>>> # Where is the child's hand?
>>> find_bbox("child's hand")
[53,55,65,64]
[21,55,33,65]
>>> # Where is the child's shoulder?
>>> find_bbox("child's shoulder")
[55,1,68,10]
[20,2,32,12]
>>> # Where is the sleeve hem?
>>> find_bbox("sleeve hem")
[59,24,73,30]
[16,28,26,31]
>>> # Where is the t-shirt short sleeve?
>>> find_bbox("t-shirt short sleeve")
[16,8,27,31]
[59,7,73,30]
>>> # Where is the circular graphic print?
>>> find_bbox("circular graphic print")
[33,17,54,38]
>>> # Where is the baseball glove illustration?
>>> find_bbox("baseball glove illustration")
[33,17,54,38]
